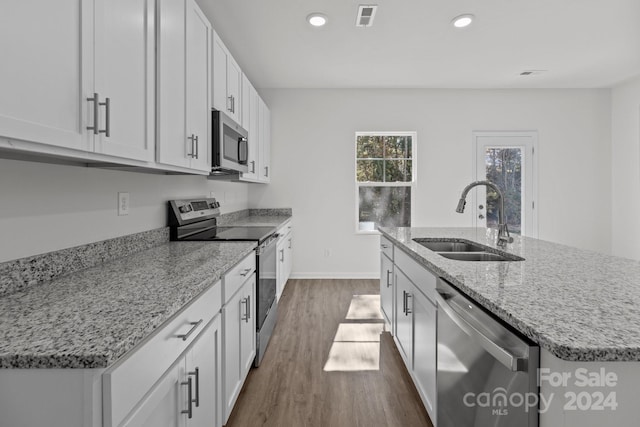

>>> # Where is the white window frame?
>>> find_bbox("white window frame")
[354,131,417,234]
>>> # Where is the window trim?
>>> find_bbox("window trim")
[354,131,417,234]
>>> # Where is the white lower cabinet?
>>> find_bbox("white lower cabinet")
[103,281,223,427]
[125,316,222,427]
[412,285,437,420]
[222,267,256,424]
[275,221,293,300]
[395,268,414,365]
[388,246,438,425]
[380,251,394,330]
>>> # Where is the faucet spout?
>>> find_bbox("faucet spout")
[455,180,514,247]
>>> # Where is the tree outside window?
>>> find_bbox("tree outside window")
[356,132,416,232]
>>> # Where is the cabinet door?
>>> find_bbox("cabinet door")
[241,74,251,130]
[0,0,92,151]
[276,237,286,301]
[187,316,222,427]
[259,101,271,182]
[94,0,155,161]
[185,0,211,172]
[156,0,188,168]
[222,288,243,423]
[257,99,271,183]
[240,276,257,374]
[412,288,437,421]
[124,361,183,427]
[284,232,293,284]
[242,85,260,181]
[226,55,242,123]
[212,32,227,114]
[380,253,394,329]
[395,269,413,367]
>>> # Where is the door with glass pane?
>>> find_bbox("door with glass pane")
[473,132,537,237]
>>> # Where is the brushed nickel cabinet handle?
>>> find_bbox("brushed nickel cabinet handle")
[264,166,269,177]
[406,293,412,315]
[188,368,200,407]
[251,160,255,173]
[381,244,389,249]
[386,270,392,287]
[247,295,251,321]
[87,93,99,135]
[181,376,193,418]
[187,134,196,158]
[177,319,203,341]
[240,268,252,277]
[402,290,406,314]
[194,135,199,159]
[99,97,110,137]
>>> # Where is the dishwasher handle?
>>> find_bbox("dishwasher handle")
[436,289,528,372]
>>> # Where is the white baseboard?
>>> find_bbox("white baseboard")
[290,272,379,280]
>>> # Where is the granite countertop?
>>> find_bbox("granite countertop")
[379,227,640,362]
[0,241,256,369]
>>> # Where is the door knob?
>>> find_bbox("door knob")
[478,205,484,210]
[478,214,485,220]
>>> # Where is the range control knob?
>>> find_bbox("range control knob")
[179,204,192,213]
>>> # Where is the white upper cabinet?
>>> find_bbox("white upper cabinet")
[212,31,242,124]
[0,0,154,162]
[157,0,212,172]
[240,80,259,181]
[258,99,271,183]
[0,0,92,152]
[93,0,155,162]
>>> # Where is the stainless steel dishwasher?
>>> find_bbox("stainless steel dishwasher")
[436,278,539,427]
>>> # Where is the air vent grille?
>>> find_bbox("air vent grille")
[520,70,547,76]
[356,5,378,27]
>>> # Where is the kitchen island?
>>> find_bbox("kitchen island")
[379,227,640,427]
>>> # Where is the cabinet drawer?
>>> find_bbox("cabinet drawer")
[223,253,256,303]
[380,236,394,260]
[103,280,222,427]
[395,248,436,303]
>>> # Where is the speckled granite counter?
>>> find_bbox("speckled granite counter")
[218,208,292,227]
[0,241,255,368]
[379,227,640,362]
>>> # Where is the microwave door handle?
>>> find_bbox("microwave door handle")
[238,137,248,164]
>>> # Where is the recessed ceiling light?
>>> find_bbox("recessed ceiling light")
[451,14,474,28]
[307,13,328,27]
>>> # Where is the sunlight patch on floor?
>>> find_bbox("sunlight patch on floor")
[345,294,384,320]
[324,295,385,372]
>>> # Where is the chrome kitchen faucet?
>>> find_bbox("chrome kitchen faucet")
[456,180,514,247]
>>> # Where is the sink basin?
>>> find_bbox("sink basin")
[413,238,487,252]
[412,238,524,262]
[438,252,514,262]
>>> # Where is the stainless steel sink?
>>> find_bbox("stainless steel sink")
[412,238,524,262]
[413,238,487,252]
[438,252,513,262]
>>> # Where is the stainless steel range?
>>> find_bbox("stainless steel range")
[168,198,278,367]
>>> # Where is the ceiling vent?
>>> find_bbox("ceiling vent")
[520,70,547,76]
[356,5,378,27]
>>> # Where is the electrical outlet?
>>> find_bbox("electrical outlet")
[209,191,216,198]
[118,192,130,216]
[324,249,332,257]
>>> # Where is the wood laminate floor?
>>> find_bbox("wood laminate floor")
[226,279,434,427]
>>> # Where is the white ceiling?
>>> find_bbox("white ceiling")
[196,0,640,89]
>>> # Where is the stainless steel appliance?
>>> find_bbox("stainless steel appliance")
[436,278,539,427]
[211,110,248,176]
[168,198,278,367]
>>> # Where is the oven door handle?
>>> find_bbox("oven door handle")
[436,290,527,372]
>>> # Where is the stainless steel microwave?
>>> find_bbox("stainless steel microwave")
[211,110,248,175]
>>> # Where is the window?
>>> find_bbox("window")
[355,132,416,233]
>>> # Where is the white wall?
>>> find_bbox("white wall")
[612,75,640,260]
[250,89,612,278]
[0,158,250,262]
